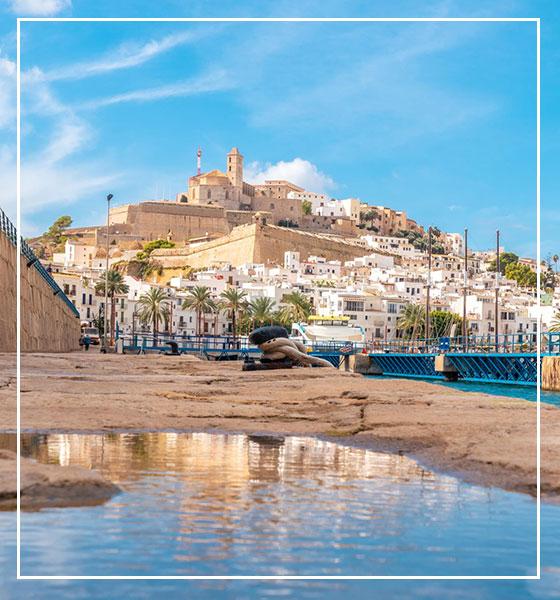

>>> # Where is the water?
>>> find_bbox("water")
[1,432,559,597]
[0,431,558,599]
[370,376,560,407]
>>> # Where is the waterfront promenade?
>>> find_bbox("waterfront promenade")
[1,352,558,499]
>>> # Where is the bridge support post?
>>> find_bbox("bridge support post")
[347,354,383,375]
[434,354,459,381]
[542,356,560,391]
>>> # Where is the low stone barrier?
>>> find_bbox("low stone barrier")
[0,224,80,353]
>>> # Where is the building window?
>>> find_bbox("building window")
[345,301,364,312]
[207,190,211,199]
[270,203,275,209]
[82,293,86,304]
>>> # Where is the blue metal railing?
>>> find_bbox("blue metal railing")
[119,333,368,356]
[371,333,559,355]
[0,208,80,318]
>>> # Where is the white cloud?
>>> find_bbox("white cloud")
[0,144,16,219]
[10,0,71,16]
[40,31,198,82]
[245,158,336,194]
[20,114,121,215]
[81,70,233,109]
[0,57,16,130]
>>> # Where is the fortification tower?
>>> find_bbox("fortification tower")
[227,147,243,188]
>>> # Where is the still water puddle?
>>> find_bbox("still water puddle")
[0,432,544,577]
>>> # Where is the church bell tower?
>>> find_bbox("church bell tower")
[227,147,243,188]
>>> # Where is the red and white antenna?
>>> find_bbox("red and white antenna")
[197,147,202,175]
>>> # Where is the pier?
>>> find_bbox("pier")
[119,331,560,389]
[367,333,560,387]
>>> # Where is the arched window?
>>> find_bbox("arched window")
[207,189,211,199]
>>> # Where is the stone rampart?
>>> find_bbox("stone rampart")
[0,228,80,353]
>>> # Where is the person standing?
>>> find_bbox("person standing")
[83,334,91,352]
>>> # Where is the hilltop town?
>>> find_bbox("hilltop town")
[30,147,553,343]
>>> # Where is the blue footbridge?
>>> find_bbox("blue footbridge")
[367,333,560,386]
[119,332,560,387]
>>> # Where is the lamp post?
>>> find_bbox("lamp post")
[102,193,113,352]
[425,226,432,344]
[494,229,500,351]
[462,228,468,349]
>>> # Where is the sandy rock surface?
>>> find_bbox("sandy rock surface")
[0,449,120,510]
[0,351,557,498]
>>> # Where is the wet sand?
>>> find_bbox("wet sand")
[0,352,557,499]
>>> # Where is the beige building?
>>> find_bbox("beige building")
[180,148,355,233]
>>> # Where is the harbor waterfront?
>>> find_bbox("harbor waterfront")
[1,352,558,499]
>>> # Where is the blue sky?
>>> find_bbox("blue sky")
[0,0,556,259]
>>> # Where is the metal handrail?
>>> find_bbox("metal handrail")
[370,332,559,355]
[119,333,368,354]
[0,208,80,318]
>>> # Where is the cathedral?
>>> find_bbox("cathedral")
[180,147,305,225]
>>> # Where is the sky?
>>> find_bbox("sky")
[0,1,557,259]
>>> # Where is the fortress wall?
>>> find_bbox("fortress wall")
[153,223,369,269]
[109,202,231,243]
[0,229,80,353]
[254,225,369,264]
[0,230,16,352]
[153,224,257,268]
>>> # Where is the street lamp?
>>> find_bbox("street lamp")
[101,193,113,352]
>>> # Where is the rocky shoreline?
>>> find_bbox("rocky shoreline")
[0,352,558,500]
[0,449,120,510]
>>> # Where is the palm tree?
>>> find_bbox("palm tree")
[182,286,215,337]
[248,297,277,327]
[95,270,129,344]
[137,287,170,341]
[220,288,247,342]
[549,312,560,333]
[397,303,425,339]
[280,290,313,325]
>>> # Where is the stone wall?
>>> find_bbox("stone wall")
[109,201,230,243]
[153,222,370,268]
[0,231,16,352]
[0,229,80,353]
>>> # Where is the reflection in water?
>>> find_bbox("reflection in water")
[0,432,544,577]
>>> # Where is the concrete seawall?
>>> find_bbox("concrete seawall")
[0,228,80,353]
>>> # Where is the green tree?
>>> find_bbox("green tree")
[42,215,73,251]
[302,200,312,215]
[396,303,425,339]
[182,286,215,337]
[248,297,277,327]
[488,252,519,275]
[95,270,129,344]
[130,239,175,281]
[549,313,560,333]
[137,287,170,338]
[505,262,537,288]
[279,290,313,326]
[220,288,247,341]
[430,310,463,338]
